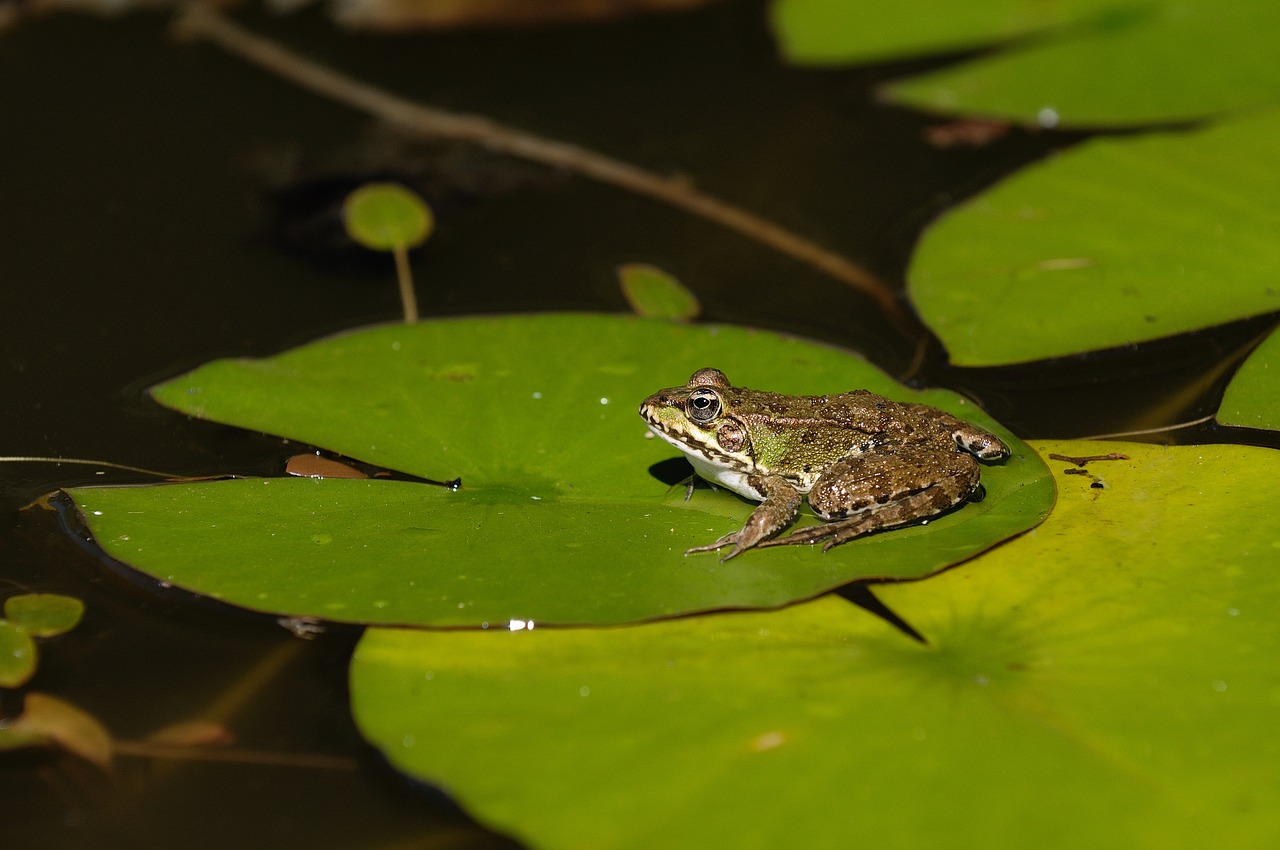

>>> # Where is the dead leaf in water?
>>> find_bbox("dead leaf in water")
[330,0,729,31]
[0,693,113,771]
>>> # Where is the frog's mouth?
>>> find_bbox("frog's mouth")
[640,408,746,470]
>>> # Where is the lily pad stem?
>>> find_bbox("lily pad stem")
[393,244,419,323]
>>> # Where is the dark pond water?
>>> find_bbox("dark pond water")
[2,2,1273,847]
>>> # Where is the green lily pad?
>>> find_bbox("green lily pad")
[884,0,1280,127]
[350,440,1280,849]
[342,183,433,251]
[1218,325,1280,431]
[617,264,700,321]
[0,620,37,688]
[770,0,1119,65]
[908,110,1280,366]
[66,314,1051,627]
[772,0,1280,129]
[4,594,85,638]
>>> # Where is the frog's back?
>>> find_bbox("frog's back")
[729,388,890,476]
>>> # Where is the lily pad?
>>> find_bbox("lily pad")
[342,182,433,251]
[617,264,700,321]
[770,0,1118,65]
[66,314,1051,627]
[772,0,1280,129]
[4,594,85,638]
[350,440,1280,849]
[908,110,1280,366]
[0,620,37,688]
[1217,325,1280,432]
[884,0,1280,128]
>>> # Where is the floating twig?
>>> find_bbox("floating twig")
[170,3,911,327]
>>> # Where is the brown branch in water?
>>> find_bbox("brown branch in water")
[1073,413,1218,442]
[0,456,178,478]
[170,3,911,327]
[113,740,358,770]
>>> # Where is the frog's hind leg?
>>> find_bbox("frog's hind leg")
[766,487,966,551]
[762,449,980,552]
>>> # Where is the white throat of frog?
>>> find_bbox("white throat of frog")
[645,423,767,501]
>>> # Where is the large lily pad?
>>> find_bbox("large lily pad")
[770,0,1119,65]
[1218,324,1280,432]
[350,440,1280,849]
[908,110,1280,366]
[772,0,1280,128]
[884,0,1280,128]
[66,314,1050,627]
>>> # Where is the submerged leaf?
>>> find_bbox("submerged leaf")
[909,110,1280,366]
[0,693,113,770]
[67,315,1051,627]
[350,440,1280,849]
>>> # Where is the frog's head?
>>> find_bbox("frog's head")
[639,368,755,471]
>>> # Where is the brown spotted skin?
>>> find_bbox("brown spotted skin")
[639,368,1011,560]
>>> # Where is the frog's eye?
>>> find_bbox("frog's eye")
[687,388,722,423]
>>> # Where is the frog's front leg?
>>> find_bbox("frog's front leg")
[763,448,981,551]
[686,474,802,561]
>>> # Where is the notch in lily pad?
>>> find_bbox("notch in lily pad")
[342,183,434,323]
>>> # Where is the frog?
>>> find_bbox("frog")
[638,368,1010,561]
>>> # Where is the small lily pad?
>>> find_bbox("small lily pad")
[4,593,85,638]
[66,314,1052,627]
[342,182,433,251]
[0,620,37,688]
[618,264,700,321]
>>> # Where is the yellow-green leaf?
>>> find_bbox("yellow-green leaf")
[342,182,433,251]
[618,264,700,321]
[3,593,85,638]
[350,440,1280,849]
[0,621,36,688]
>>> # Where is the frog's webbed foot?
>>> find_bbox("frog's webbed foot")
[685,523,779,562]
[686,527,773,560]
[685,533,742,559]
[685,475,801,562]
[758,514,880,552]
